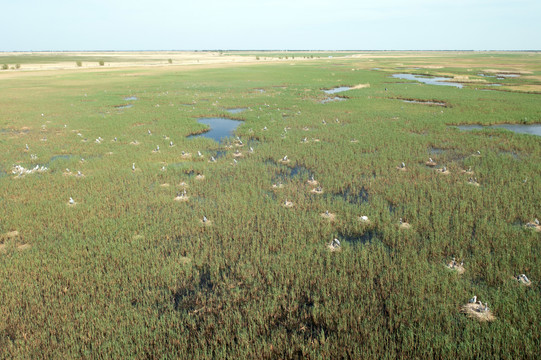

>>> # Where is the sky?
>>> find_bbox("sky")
[1,0,539,51]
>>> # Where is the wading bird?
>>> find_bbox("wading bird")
[69,197,75,205]
[132,163,135,171]
[469,295,477,304]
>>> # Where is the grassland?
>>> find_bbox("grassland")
[1,51,540,359]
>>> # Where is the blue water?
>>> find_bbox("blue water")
[189,118,243,142]
[124,96,138,101]
[226,108,247,114]
[323,86,352,94]
[456,124,541,137]
[392,74,463,88]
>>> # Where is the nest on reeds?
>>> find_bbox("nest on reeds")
[307,179,318,186]
[130,141,140,145]
[425,160,437,167]
[199,219,212,226]
[195,174,205,181]
[233,151,243,158]
[311,187,324,195]
[272,183,284,190]
[525,222,541,232]
[358,216,371,225]
[399,221,411,230]
[396,166,407,172]
[181,153,192,159]
[327,242,341,252]
[446,260,465,274]
[160,183,170,187]
[282,200,294,208]
[174,195,189,202]
[279,159,290,164]
[320,211,336,221]
[437,168,450,175]
[461,303,495,322]
[514,274,532,286]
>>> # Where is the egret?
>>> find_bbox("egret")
[66,168,70,173]
[469,295,477,303]
[535,219,540,226]
[210,156,216,162]
[332,238,341,248]
[360,215,369,222]
[429,157,433,163]
[401,162,405,168]
[282,155,288,162]
[69,197,75,205]
[114,137,117,142]
[198,151,202,156]
[442,166,447,172]
[233,159,238,164]
[477,150,481,155]
[521,274,530,283]
[148,129,152,135]
[132,163,135,171]
[25,144,29,150]
[250,147,254,153]
[202,216,208,223]
[325,210,330,216]
[170,141,174,147]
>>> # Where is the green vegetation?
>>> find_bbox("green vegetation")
[76,60,82,67]
[1,52,540,358]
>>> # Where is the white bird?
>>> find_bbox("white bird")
[521,274,530,283]
[198,151,202,156]
[202,216,207,223]
[69,197,75,205]
[282,155,288,161]
[114,137,117,142]
[170,141,174,147]
[250,147,254,153]
[210,156,216,162]
[477,150,481,155]
[156,145,160,151]
[469,295,477,303]
[535,219,540,226]
[360,215,369,222]
[401,162,406,168]
[132,163,135,171]
[148,129,152,135]
[233,159,238,164]
[325,210,330,216]
[25,144,29,150]
[332,238,341,248]
[77,171,82,177]
[263,126,267,130]
[429,157,433,162]
[66,168,70,173]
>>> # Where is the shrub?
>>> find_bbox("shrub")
[168,58,173,64]
[99,61,104,66]
[76,61,82,67]
[15,64,21,69]
[1,64,7,70]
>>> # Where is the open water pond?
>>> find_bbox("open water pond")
[392,74,463,88]
[188,117,242,142]
[323,86,352,94]
[320,97,346,104]
[225,108,247,114]
[456,124,541,137]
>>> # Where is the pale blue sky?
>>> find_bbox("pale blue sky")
[1,0,539,51]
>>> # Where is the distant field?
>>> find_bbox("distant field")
[1,51,540,359]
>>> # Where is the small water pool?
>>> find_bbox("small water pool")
[323,86,352,94]
[392,74,463,88]
[188,118,243,142]
[455,124,541,137]
[226,108,247,114]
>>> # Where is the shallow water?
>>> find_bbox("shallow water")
[456,124,541,137]
[124,96,138,101]
[49,154,75,163]
[115,104,133,109]
[392,74,463,88]
[403,99,446,106]
[188,117,243,142]
[323,86,352,94]
[320,97,346,104]
[225,108,247,114]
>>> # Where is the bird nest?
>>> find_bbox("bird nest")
[279,159,290,164]
[320,212,336,221]
[307,179,319,186]
[160,183,170,187]
[174,196,189,202]
[461,303,495,322]
[525,223,541,232]
[446,261,465,274]
[181,153,192,159]
[327,243,341,252]
[358,216,371,225]
[399,222,411,230]
[233,152,243,158]
[437,168,450,175]
[272,183,284,190]
[282,201,294,208]
[514,275,532,286]
[311,188,324,195]
[195,174,205,181]
[199,219,212,226]
[396,166,407,172]
[130,141,140,145]
[425,161,437,167]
